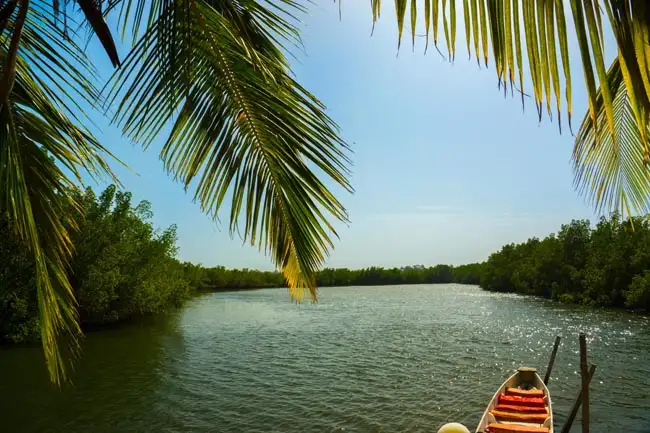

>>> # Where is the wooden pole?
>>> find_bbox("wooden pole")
[544,335,561,385]
[579,332,590,433]
[560,364,596,433]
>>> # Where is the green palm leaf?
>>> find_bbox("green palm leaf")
[105,0,352,302]
[1,5,119,384]
[362,0,650,217]
[573,60,650,218]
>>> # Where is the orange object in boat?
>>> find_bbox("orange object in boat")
[495,404,548,414]
[476,367,553,433]
[487,424,549,433]
[498,394,545,407]
[506,387,544,397]
[490,409,548,424]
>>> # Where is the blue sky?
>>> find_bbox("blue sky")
[87,1,605,270]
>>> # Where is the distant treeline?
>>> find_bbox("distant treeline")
[183,262,484,292]
[481,213,650,310]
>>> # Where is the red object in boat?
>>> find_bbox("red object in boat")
[498,394,545,407]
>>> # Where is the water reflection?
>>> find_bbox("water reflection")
[0,312,184,432]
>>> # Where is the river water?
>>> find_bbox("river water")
[1,285,648,433]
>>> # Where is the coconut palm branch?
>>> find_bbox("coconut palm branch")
[1,5,119,384]
[103,0,353,301]
[573,59,650,218]
[2,0,353,384]
[368,0,650,213]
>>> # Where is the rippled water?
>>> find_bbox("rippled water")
[1,285,649,433]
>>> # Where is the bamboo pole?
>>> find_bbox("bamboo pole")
[580,332,589,433]
[543,335,561,385]
[560,364,596,433]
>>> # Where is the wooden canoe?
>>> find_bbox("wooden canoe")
[475,367,553,433]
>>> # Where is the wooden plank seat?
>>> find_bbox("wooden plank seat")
[489,409,548,424]
[486,423,550,433]
[495,404,548,414]
[506,388,545,398]
[477,368,553,433]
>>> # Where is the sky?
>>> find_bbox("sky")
[83,0,608,270]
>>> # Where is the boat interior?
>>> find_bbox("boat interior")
[477,368,553,433]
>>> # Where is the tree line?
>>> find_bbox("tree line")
[184,262,484,292]
[189,213,650,312]
[480,214,650,310]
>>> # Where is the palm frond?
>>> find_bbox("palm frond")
[1,5,119,384]
[75,0,121,66]
[362,1,650,137]
[604,1,650,161]
[361,0,578,129]
[105,0,352,302]
[358,0,650,216]
[573,59,650,219]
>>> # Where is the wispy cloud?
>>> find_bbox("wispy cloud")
[497,211,548,220]
[415,205,464,214]
[370,207,549,223]
[370,205,467,221]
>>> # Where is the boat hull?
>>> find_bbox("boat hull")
[475,367,553,433]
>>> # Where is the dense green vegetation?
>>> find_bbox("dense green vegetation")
[317,263,482,286]
[0,186,192,344]
[481,214,650,310]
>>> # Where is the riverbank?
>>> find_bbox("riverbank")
[480,213,650,311]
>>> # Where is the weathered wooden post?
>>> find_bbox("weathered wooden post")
[579,332,590,433]
[559,364,596,433]
[543,335,561,385]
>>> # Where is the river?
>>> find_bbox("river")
[0,285,648,432]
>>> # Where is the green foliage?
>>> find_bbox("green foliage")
[626,271,650,310]
[1,10,121,381]
[105,0,353,304]
[481,213,650,310]
[0,215,39,344]
[187,263,484,292]
[69,186,191,326]
[0,186,194,343]
[317,264,475,287]
[2,0,351,383]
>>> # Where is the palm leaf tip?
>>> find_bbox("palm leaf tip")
[357,0,617,135]
[75,0,120,66]
[359,0,650,219]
